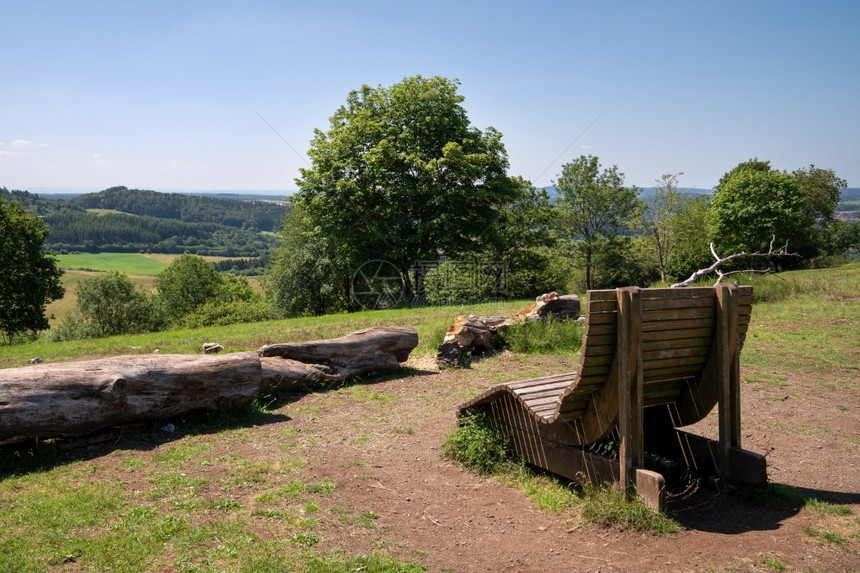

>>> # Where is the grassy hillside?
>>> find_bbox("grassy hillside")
[1,299,531,368]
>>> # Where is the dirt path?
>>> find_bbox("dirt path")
[259,351,859,572]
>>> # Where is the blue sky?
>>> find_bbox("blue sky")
[2,0,858,194]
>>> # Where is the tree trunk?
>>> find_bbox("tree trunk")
[0,352,262,445]
[0,326,418,445]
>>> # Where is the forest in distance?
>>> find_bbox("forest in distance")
[3,183,858,264]
[0,186,288,259]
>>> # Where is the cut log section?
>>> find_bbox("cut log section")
[0,326,418,445]
[436,293,581,368]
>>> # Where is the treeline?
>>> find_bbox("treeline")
[43,211,277,256]
[264,76,860,317]
[70,186,288,231]
[0,187,284,257]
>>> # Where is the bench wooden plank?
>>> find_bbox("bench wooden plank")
[586,290,618,301]
[582,344,616,357]
[641,297,715,311]
[587,300,618,313]
[517,390,569,403]
[522,395,565,408]
[586,312,619,325]
[505,373,577,389]
[512,380,573,395]
[584,322,617,336]
[643,346,711,362]
[640,287,714,299]
[642,307,716,322]
[643,336,712,352]
[641,317,715,332]
[642,327,715,342]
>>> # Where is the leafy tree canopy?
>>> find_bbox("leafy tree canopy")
[65,271,164,338]
[154,254,225,321]
[711,168,809,254]
[265,205,352,317]
[715,157,773,191]
[791,164,846,225]
[0,197,64,342]
[555,155,642,290]
[295,75,518,293]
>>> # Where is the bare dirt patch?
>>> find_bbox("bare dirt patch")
[212,349,857,572]
[4,347,857,572]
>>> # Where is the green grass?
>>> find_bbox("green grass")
[1,298,531,368]
[442,410,511,475]
[442,411,680,534]
[56,252,170,275]
[499,316,583,356]
[739,262,859,397]
[0,411,422,572]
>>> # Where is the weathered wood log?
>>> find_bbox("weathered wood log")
[0,326,418,445]
[0,352,261,445]
[436,293,581,368]
[436,315,509,368]
[259,326,419,391]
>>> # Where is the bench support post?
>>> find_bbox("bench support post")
[716,284,741,480]
[617,287,643,499]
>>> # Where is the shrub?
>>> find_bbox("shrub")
[49,272,166,341]
[182,299,272,328]
[422,262,500,305]
[442,410,511,475]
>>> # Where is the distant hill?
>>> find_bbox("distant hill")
[839,188,860,202]
[70,187,288,232]
[1,186,288,257]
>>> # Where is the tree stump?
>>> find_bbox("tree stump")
[436,293,580,368]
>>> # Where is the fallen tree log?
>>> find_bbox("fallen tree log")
[259,326,419,391]
[0,326,418,445]
[436,293,580,368]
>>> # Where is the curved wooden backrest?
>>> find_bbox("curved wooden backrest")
[555,285,753,422]
[459,285,753,443]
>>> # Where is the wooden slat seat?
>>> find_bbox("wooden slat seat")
[457,284,767,510]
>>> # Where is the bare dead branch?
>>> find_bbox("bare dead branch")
[671,236,799,288]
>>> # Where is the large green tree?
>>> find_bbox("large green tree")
[791,164,845,225]
[76,271,161,336]
[0,197,64,343]
[665,195,713,281]
[294,75,518,299]
[711,164,810,256]
[480,176,564,297]
[555,155,642,290]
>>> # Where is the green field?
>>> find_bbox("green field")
[57,253,170,275]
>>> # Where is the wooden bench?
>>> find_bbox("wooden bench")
[457,284,767,510]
